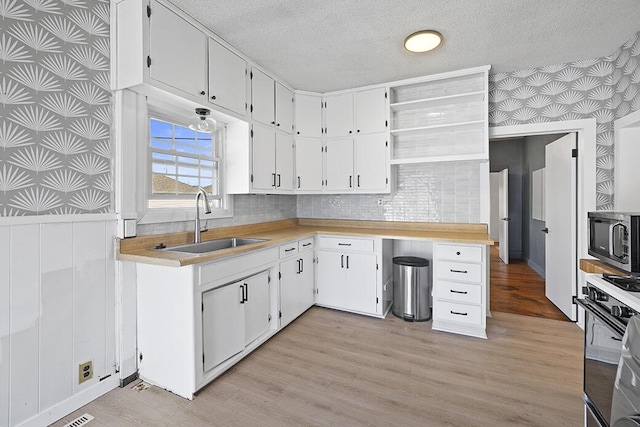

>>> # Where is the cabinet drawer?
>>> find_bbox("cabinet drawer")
[435,281,481,305]
[436,243,482,263]
[435,300,483,325]
[279,242,299,258]
[436,261,482,283]
[298,237,314,252]
[317,236,374,252]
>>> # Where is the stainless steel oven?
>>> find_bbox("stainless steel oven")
[577,281,637,427]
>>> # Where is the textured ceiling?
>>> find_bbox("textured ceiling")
[168,0,640,92]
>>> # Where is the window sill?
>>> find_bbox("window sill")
[137,206,233,225]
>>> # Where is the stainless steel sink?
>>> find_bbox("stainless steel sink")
[158,237,268,254]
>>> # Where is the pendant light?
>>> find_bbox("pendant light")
[188,108,217,133]
[404,30,443,53]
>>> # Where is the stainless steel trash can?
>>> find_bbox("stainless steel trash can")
[392,256,431,321]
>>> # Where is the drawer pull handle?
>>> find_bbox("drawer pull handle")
[450,269,468,274]
[302,243,312,247]
[285,248,296,252]
[450,290,468,294]
[338,243,352,246]
[450,311,468,316]
[456,251,461,255]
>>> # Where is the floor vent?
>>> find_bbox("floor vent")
[63,413,94,427]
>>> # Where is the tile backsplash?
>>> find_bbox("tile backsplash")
[297,162,481,223]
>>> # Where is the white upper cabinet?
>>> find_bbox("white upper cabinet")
[355,134,388,191]
[295,138,323,191]
[275,132,294,191]
[354,88,388,135]
[324,93,354,138]
[251,124,277,190]
[208,39,247,116]
[294,93,322,137]
[275,83,294,134]
[251,68,275,126]
[325,138,354,191]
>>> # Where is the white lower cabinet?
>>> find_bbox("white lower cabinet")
[279,238,315,327]
[432,242,487,339]
[315,236,391,317]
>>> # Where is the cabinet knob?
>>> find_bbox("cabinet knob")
[271,121,275,125]
[456,251,461,255]
[277,123,280,127]
[296,131,300,135]
[211,95,216,100]
[200,91,205,95]
[357,129,360,133]
[349,130,352,134]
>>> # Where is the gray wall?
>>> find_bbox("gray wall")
[489,139,524,259]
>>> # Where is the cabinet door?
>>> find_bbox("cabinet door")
[275,132,294,191]
[251,68,275,126]
[202,282,245,372]
[316,250,346,307]
[251,124,276,190]
[149,1,206,99]
[244,271,271,345]
[295,93,322,137]
[355,134,388,191]
[295,138,323,191]
[344,253,378,314]
[275,83,294,134]
[298,251,315,312]
[279,257,300,328]
[208,39,246,115]
[324,93,353,138]
[354,88,387,134]
[325,138,353,191]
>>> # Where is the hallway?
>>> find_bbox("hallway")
[489,246,569,321]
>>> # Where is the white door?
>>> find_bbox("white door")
[244,271,270,345]
[275,132,294,191]
[354,134,387,191]
[251,124,276,190]
[316,250,346,307]
[295,138,323,191]
[545,133,577,320]
[344,253,377,314]
[324,93,353,138]
[324,138,354,191]
[149,1,206,99]
[294,93,322,137]
[498,168,509,264]
[279,257,301,328]
[208,39,246,115]
[298,251,315,312]
[251,68,274,126]
[354,87,387,135]
[275,83,294,134]
[202,282,245,372]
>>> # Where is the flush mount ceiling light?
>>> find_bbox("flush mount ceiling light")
[404,30,443,53]
[189,107,217,133]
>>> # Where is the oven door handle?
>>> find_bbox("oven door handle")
[575,297,626,336]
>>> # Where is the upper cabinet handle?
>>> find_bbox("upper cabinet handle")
[199,91,205,95]
[211,95,216,100]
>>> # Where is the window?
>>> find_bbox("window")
[147,115,230,215]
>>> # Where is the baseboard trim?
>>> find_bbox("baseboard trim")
[120,371,139,388]
[524,257,545,278]
[17,376,119,427]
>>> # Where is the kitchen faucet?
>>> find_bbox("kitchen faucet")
[194,188,211,243]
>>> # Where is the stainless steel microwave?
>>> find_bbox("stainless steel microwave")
[588,212,640,274]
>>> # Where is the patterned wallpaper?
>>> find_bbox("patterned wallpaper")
[489,30,640,210]
[0,0,112,216]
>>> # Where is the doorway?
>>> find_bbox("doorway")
[488,133,576,321]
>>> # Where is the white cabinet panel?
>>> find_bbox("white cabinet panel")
[344,253,377,314]
[251,124,276,190]
[317,236,374,252]
[295,138,323,191]
[149,1,206,99]
[436,244,483,263]
[435,281,482,305]
[436,261,482,283]
[299,251,315,312]
[275,132,294,191]
[295,93,322,137]
[0,227,8,427]
[325,138,354,191]
[279,257,300,328]
[40,223,74,410]
[202,282,245,372]
[244,272,271,345]
[434,301,483,325]
[324,93,354,138]
[275,82,294,134]
[355,87,387,135]
[355,134,388,191]
[316,251,346,307]
[10,224,39,425]
[208,39,246,115]
[251,68,275,126]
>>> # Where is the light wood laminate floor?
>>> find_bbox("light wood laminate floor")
[52,307,583,427]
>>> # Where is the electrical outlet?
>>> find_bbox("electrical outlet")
[377,198,383,206]
[78,360,93,384]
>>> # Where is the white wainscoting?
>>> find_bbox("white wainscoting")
[0,216,118,427]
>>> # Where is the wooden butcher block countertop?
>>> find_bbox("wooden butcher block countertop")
[579,258,628,276]
[117,218,494,267]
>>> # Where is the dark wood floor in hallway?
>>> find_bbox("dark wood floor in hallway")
[490,245,569,321]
